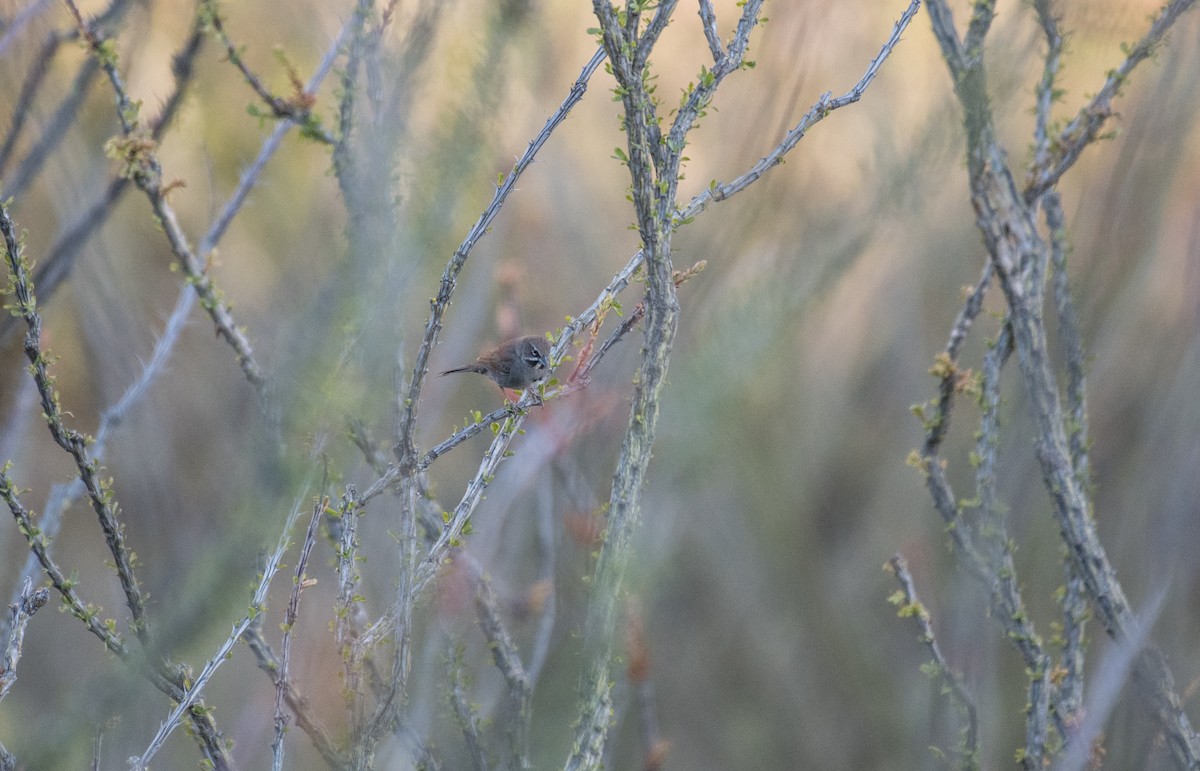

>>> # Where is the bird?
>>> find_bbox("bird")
[440,335,550,391]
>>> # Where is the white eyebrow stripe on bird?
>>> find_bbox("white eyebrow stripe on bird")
[523,345,546,368]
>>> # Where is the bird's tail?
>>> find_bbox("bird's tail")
[440,365,483,376]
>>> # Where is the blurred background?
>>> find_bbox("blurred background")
[1,0,1199,767]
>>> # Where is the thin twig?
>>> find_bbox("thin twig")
[0,467,128,658]
[681,0,922,222]
[976,322,1058,766]
[920,261,992,456]
[412,410,529,596]
[131,464,324,770]
[1057,588,1172,771]
[243,625,348,769]
[1,201,149,643]
[270,496,326,771]
[2,468,248,767]
[202,0,334,143]
[887,555,979,768]
[1024,0,1199,201]
[65,0,269,397]
[6,10,347,620]
[8,270,194,612]
[0,1,197,345]
[199,6,350,257]
[392,47,607,467]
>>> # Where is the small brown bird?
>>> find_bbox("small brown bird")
[440,335,550,391]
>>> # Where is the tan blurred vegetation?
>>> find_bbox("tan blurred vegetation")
[1,0,1199,768]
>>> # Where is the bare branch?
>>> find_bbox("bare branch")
[0,466,129,657]
[64,0,269,398]
[392,47,607,467]
[202,0,335,143]
[270,496,326,771]
[0,0,197,346]
[887,555,979,768]
[1,202,149,643]
[681,0,921,220]
[132,466,324,771]
[244,625,348,769]
[200,12,350,257]
[1024,0,1199,201]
